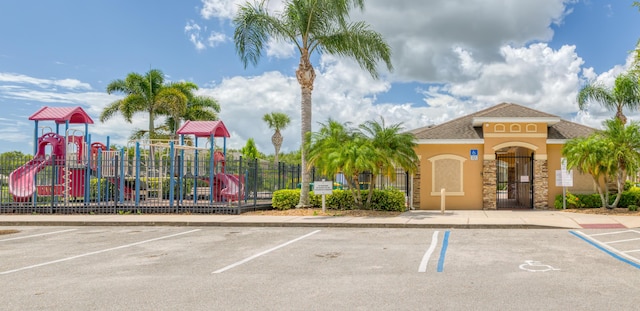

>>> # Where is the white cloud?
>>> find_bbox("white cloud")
[185,20,227,50]
[207,31,227,47]
[352,0,573,83]
[266,37,295,59]
[0,73,91,90]
[199,0,285,20]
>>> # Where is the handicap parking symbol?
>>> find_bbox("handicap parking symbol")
[470,149,478,161]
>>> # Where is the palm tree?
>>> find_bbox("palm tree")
[100,69,189,141]
[358,117,418,206]
[162,91,222,140]
[306,119,377,208]
[234,0,393,207]
[563,135,613,208]
[577,72,640,124]
[563,119,640,208]
[263,112,291,165]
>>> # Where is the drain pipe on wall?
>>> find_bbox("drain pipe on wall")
[440,188,445,214]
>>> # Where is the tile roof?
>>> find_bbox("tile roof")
[410,102,595,140]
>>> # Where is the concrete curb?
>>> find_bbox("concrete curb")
[0,221,564,229]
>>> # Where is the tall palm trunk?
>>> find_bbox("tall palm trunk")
[296,50,315,208]
[272,129,283,165]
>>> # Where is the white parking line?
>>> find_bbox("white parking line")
[0,229,200,275]
[605,237,640,244]
[0,229,78,242]
[418,231,439,273]
[589,230,633,237]
[213,230,321,274]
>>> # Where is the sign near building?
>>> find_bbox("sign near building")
[555,170,573,187]
[313,180,333,195]
[470,149,478,161]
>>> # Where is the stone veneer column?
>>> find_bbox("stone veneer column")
[533,159,548,209]
[482,160,497,210]
[412,161,421,208]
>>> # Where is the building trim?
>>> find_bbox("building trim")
[472,117,561,127]
[484,133,546,138]
[417,139,484,145]
[492,141,539,151]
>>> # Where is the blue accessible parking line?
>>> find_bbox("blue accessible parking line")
[419,230,450,273]
[437,231,450,272]
[570,230,640,270]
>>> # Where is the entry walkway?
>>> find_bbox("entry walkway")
[1,210,638,229]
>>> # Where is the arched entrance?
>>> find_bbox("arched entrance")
[495,146,534,209]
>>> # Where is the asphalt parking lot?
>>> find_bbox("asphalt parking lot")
[1,226,639,310]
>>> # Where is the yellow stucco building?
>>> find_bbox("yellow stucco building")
[409,103,596,210]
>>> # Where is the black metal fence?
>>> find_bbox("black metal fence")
[0,152,410,214]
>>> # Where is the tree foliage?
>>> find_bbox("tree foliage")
[562,119,640,208]
[233,0,393,207]
[241,138,260,160]
[577,71,640,124]
[306,118,417,209]
[263,112,291,165]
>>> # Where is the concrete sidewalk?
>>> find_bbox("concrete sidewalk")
[1,210,639,229]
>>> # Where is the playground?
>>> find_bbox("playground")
[0,107,411,214]
[1,106,281,214]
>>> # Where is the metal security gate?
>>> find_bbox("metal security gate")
[496,153,534,209]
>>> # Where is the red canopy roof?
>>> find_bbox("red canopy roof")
[176,120,230,138]
[28,106,94,124]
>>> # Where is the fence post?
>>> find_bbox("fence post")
[114,154,119,212]
[237,156,243,214]
[253,158,258,206]
[169,141,175,209]
[50,154,56,213]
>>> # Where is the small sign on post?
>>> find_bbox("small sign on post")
[313,180,333,213]
[556,169,573,210]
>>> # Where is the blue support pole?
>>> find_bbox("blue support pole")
[169,141,175,208]
[65,120,69,134]
[179,135,185,204]
[33,120,38,155]
[223,137,227,173]
[97,149,102,204]
[209,134,214,204]
[119,148,125,203]
[193,137,198,204]
[135,142,140,207]
[84,123,89,146]
[84,134,91,204]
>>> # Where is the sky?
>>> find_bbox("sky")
[1,0,639,155]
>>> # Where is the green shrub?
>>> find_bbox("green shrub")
[614,187,640,208]
[555,192,601,209]
[272,189,300,210]
[272,188,406,211]
[325,190,355,209]
[628,205,638,211]
[367,189,406,211]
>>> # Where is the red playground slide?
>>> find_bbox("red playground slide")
[9,133,66,202]
[216,173,244,201]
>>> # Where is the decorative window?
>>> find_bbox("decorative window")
[526,124,537,132]
[494,124,505,132]
[428,154,466,196]
[510,124,521,132]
